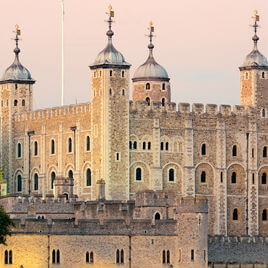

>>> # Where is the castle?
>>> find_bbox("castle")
[0,7,268,268]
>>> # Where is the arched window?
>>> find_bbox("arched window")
[122,71,125,77]
[231,172,237,184]
[14,99,17,106]
[34,141,38,156]
[262,173,267,185]
[191,249,194,261]
[86,136,90,151]
[245,72,249,79]
[162,250,166,264]
[161,98,165,106]
[169,168,175,182]
[17,174,22,192]
[146,83,150,90]
[162,83,165,90]
[262,109,266,118]
[68,137,72,153]
[9,250,12,264]
[262,209,267,221]
[232,145,237,157]
[109,88,112,96]
[51,139,55,155]
[263,146,267,158]
[143,142,146,150]
[22,99,25,106]
[165,142,169,151]
[68,170,73,179]
[252,173,255,184]
[56,249,60,264]
[122,89,125,96]
[34,173,38,191]
[51,171,56,189]
[120,249,124,264]
[148,142,151,150]
[146,97,150,106]
[262,72,265,79]
[86,169,91,186]
[52,249,56,264]
[155,212,161,220]
[233,208,238,220]
[160,142,164,151]
[17,142,22,158]
[167,250,170,264]
[220,172,223,183]
[201,143,206,155]
[133,141,137,150]
[136,168,142,181]
[90,252,94,264]
[116,249,120,264]
[86,251,89,263]
[4,250,8,264]
[201,171,206,183]
[110,70,113,77]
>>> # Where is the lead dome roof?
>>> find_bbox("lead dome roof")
[1,29,34,84]
[132,24,169,82]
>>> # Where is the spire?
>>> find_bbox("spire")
[13,25,21,62]
[251,10,260,50]
[147,21,155,57]
[106,4,114,40]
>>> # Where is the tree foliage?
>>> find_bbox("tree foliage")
[0,206,14,245]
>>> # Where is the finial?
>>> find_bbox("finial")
[251,10,260,49]
[13,24,21,56]
[147,21,155,53]
[106,4,114,39]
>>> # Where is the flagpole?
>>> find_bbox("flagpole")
[61,0,64,106]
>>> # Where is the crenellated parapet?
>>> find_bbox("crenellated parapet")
[130,100,258,119]
[14,102,91,122]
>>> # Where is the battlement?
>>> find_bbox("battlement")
[14,102,91,122]
[176,196,208,213]
[209,235,268,244]
[130,100,258,118]
[135,190,177,207]
[0,194,76,215]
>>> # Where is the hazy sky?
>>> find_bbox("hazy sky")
[0,0,268,109]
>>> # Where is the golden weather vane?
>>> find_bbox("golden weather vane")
[107,4,114,18]
[253,10,259,22]
[14,24,21,36]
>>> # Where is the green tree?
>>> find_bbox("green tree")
[0,206,14,245]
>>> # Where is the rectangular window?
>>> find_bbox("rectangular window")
[116,152,120,162]
[191,249,194,261]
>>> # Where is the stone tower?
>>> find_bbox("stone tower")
[0,26,35,193]
[89,6,131,200]
[176,197,208,268]
[132,22,170,108]
[239,11,268,115]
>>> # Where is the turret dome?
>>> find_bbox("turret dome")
[241,13,268,69]
[93,39,129,66]
[243,48,268,67]
[133,25,169,82]
[90,6,130,69]
[1,27,34,84]
[133,52,169,81]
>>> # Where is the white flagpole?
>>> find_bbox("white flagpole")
[61,0,65,106]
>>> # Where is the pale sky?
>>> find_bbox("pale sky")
[0,0,268,109]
